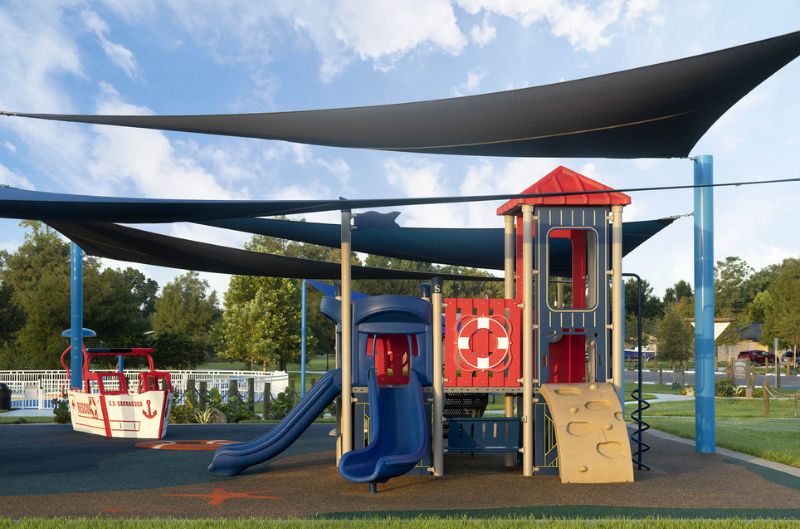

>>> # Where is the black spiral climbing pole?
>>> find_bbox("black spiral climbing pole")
[623,273,650,471]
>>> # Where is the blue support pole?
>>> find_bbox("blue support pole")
[693,155,715,453]
[69,242,84,390]
[300,279,307,398]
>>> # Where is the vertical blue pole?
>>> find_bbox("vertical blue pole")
[694,155,715,453]
[300,279,307,398]
[70,242,84,390]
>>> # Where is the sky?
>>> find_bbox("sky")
[0,0,799,301]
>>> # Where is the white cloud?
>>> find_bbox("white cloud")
[85,82,234,199]
[2,140,16,154]
[129,1,467,82]
[0,2,88,184]
[0,162,34,189]
[456,0,663,52]
[470,15,496,47]
[451,69,486,96]
[81,9,141,80]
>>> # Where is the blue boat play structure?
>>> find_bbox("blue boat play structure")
[209,294,433,489]
[208,368,342,477]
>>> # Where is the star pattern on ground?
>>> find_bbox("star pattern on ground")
[162,488,282,506]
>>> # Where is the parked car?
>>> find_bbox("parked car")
[781,350,797,365]
[624,349,656,361]
[737,350,774,366]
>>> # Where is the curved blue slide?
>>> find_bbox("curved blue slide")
[208,368,342,477]
[339,370,429,490]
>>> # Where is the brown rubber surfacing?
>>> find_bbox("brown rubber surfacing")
[1,423,799,518]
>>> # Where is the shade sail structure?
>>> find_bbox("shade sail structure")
[0,186,343,223]
[4,31,800,158]
[46,221,500,281]
[206,216,676,270]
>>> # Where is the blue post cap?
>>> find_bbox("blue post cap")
[61,328,97,338]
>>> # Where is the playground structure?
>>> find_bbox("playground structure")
[5,30,799,496]
[59,328,173,439]
[209,166,634,487]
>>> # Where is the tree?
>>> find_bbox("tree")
[663,280,693,306]
[623,277,663,345]
[150,271,221,345]
[657,304,694,370]
[764,259,800,366]
[715,256,756,317]
[1,222,72,368]
[149,331,208,369]
[220,274,304,370]
[0,222,165,369]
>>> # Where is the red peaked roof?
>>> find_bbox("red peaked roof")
[496,166,631,216]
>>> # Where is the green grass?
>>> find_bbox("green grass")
[631,398,800,468]
[3,519,800,528]
[648,416,800,468]
[635,398,799,419]
[0,415,54,424]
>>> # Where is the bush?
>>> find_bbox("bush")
[265,387,297,420]
[51,397,70,424]
[170,401,196,424]
[715,379,737,397]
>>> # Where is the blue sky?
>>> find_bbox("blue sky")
[0,0,799,299]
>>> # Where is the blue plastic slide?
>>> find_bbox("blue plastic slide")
[339,370,429,490]
[208,368,342,477]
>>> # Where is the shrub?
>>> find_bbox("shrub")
[51,397,71,424]
[265,387,298,420]
[715,379,737,397]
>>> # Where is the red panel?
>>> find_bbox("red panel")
[444,298,522,388]
[369,334,414,385]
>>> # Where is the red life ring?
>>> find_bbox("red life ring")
[455,315,511,372]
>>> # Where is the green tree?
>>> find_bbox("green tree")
[1,222,71,368]
[764,259,800,365]
[663,279,693,306]
[150,271,221,345]
[657,304,694,369]
[0,222,164,368]
[220,274,304,370]
[715,256,756,317]
[149,331,208,369]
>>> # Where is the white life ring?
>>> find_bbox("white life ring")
[455,315,512,372]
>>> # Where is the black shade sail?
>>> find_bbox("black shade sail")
[0,184,701,223]
[4,31,800,158]
[205,216,676,270]
[47,221,500,281]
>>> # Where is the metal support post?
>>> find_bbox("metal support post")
[431,277,444,477]
[693,155,715,453]
[611,205,624,404]
[300,279,307,398]
[70,242,83,390]
[340,210,353,455]
[503,215,516,467]
[522,205,534,476]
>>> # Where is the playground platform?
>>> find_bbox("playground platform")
[1,423,798,519]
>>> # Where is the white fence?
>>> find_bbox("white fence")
[0,370,289,410]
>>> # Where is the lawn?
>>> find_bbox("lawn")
[635,398,800,468]
[0,415,53,424]
[3,519,800,529]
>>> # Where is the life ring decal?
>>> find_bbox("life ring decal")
[455,315,512,372]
